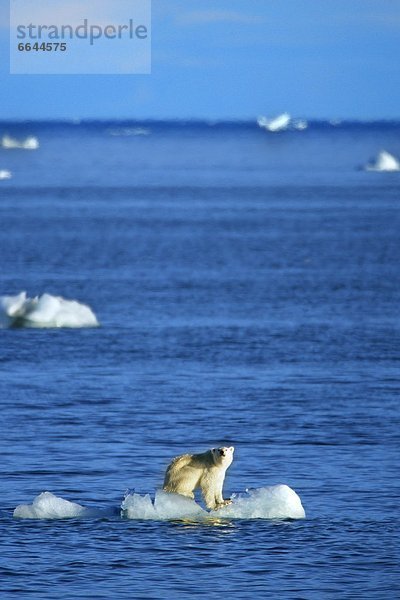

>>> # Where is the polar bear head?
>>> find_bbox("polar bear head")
[211,446,234,468]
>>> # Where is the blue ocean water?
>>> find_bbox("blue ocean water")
[0,120,399,598]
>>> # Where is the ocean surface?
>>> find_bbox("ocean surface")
[0,120,399,598]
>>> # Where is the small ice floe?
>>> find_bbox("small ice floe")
[1,134,39,150]
[257,113,291,132]
[257,114,308,133]
[0,291,99,328]
[0,169,12,180]
[215,484,305,519]
[122,484,305,521]
[13,492,112,519]
[107,127,151,137]
[14,492,88,519]
[292,119,308,131]
[364,150,400,172]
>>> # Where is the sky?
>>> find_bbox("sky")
[0,0,399,120]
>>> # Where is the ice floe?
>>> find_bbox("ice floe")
[107,127,151,137]
[257,113,291,132]
[364,150,400,172]
[0,292,99,328]
[122,485,305,521]
[215,485,306,519]
[1,135,39,150]
[292,119,308,131]
[0,169,12,180]
[13,492,89,519]
[14,485,305,521]
[257,113,308,133]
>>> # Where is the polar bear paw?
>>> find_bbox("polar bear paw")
[213,499,232,510]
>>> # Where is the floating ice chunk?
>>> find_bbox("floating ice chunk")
[1,135,39,150]
[122,485,305,521]
[0,169,12,180]
[293,119,308,131]
[215,484,305,519]
[0,291,28,319]
[364,150,400,172]
[257,113,291,132]
[14,492,114,520]
[0,292,99,328]
[108,127,151,137]
[122,489,207,520]
[21,293,97,328]
[13,485,306,521]
[23,136,40,150]
[13,492,88,519]
[131,128,151,136]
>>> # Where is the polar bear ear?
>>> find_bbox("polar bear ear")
[229,446,235,453]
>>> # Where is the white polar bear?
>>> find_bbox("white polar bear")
[163,446,234,510]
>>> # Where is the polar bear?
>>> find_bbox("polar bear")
[163,446,234,510]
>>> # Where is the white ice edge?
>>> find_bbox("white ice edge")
[14,485,306,521]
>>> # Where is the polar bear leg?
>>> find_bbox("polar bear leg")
[202,488,218,510]
[201,472,229,510]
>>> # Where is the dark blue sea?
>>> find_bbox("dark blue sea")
[1,120,399,598]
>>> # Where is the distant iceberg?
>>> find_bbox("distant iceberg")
[1,135,39,150]
[257,113,291,132]
[0,292,99,328]
[293,119,308,131]
[107,127,151,137]
[0,169,12,180]
[257,113,307,133]
[364,150,400,172]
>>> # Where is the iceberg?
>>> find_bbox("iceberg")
[1,135,39,150]
[0,169,12,180]
[257,113,291,132]
[0,292,99,328]
[364,150,400,172]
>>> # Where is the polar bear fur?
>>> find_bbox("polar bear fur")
[163,446,234,510]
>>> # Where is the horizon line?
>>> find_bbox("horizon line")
[0,116,400,124]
